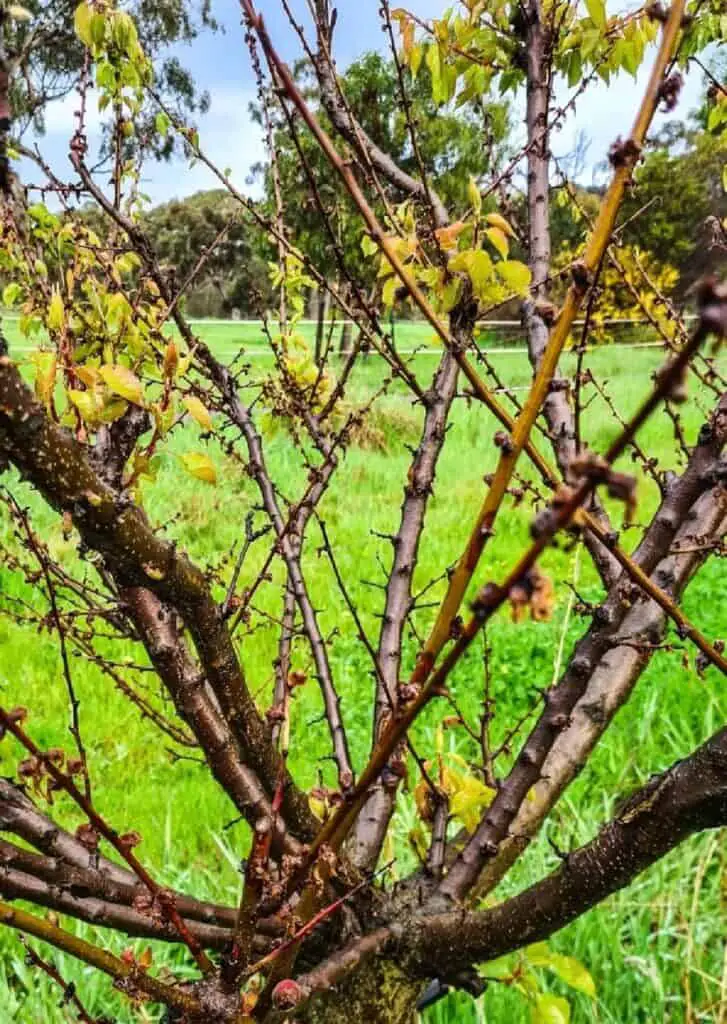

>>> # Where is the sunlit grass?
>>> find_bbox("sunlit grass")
[0,320,725,1022]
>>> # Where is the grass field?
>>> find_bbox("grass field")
[0,320,725,1023]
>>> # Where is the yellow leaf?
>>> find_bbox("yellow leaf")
[74,1,93,45]
[163,340,179,378]
[99,364,144,406]
[485,227,509,259]
[584,0,606,29]
[67,388,101,424]
[46,290,65,333]
[467,177,482,215]
[309,795,327,821]
[526,945,596,999]
[485,212,515,237]
[496,260,532,296]
[75,366,100,388]
[532,993,570,1024]
[32,351,57,409]
[183,395,213,431]
[137,946,153,971]
[176,348,195,377]
[441,764,495,833]
[401,17,414,56]
[180,451,217,484]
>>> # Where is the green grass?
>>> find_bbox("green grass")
[0,320,725,1022]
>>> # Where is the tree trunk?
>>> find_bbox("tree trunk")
[314,286,329,365]
[525,0,550,295]
[339,318,353,354]
[298,960,423,1024]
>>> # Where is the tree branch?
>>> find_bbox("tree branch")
[121,586,302,853]
[350,349,460,870]
[470,482,727,899]
[0,900,203,1015]
[0,354,315,843]
[439,392,727,900]
[310,0,449,227]
[408,726,727,975]
[292,726,727,1005]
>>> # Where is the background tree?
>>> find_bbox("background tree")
[250,50,511,352]
[620,109,727,292]
[7,0,216,160]
[0,2,725,1024]
[142,189,274,317]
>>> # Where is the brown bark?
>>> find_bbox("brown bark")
[0,356,316,842]
[406,726,727,976]
[439,393,727,900]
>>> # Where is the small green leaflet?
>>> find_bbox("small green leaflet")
[585,0,607,30]
[531,993,571,1024]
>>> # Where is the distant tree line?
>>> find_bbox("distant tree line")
[62,53,726,324]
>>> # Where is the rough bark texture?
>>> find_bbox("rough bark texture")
[298,958,423,1024]
[439,395,727,900]
[0,355,316,842]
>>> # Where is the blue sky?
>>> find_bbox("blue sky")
[28,0,704,207]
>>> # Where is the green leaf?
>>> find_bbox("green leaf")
[98,398,129,425]
[448,249,492,301]
[478,954,516,981]
[154,112,170,137]
[46,290,65,333]
[550,955,595,998]
[410,42,424,77]
[567,51,583,89]
[180,452,217,484]
[532,993,571,1024]
[584,0,606,30]
[2,283,23,308]
[467,249,495,301]
[73,1,93,45]
[620,40,640,77]
[381,274,398,309]
[90,11,108,48]
[99,364,144,406]
[426,43,442,104]
[468,177,482,216]
[526,946,596,999]
[361,233,378,258]
[440,275,463,313]
[707,103,727,132]
[496,260,532,296]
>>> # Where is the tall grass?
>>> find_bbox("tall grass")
[0,321,724,1022]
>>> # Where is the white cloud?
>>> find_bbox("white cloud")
[139,86,265,205]
[20,84,265,209]
[40,88,105,137]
